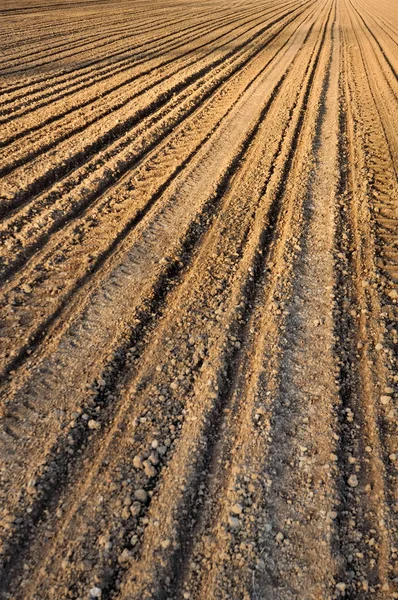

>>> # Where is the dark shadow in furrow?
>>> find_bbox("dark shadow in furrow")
[0,56,294,594]
[0,0,267,68]
[349,0,398,80]
[0,8,195,71]
[0,6,320,394]
[0,0,269,98]
[132,8,335,598]
[0,0,287,123]
[347,3,398,183]
[0,0,304,169]
[0,2,234,76]
[331,66,379,599]
[0,0,266,109]
[0,2,316,288]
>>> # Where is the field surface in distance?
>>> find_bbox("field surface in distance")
[0,0,398,598]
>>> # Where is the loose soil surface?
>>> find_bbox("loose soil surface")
[0,0,397,598]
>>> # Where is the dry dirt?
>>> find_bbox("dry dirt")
[0,0,397,598]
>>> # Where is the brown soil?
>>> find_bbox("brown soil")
[0,0,397,598]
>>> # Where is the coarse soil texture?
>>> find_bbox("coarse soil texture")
[0,0,398,598]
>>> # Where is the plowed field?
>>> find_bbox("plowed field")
[0,0,398,597]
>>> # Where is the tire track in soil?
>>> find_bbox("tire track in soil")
[330,2,397,594]
[0,1,270,120]
[0,0,304,232]
[1,7,330,596]
[142,4,341,598]
[0,1,318,386]
[0,9,318,596]
[101,3,338,597]
[0,0,314,274]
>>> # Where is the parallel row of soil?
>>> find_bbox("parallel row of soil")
[0,0,397,598]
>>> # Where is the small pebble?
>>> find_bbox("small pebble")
[231,503,243,515]
[143,461,157,478]
[348,474,358,488]
[88,419,100,430]
[149,452,159,465]
[256,558,265,569]
[133,455,143,469]
[134,489,148,503]
[90,588,102,599]
[130,502,141,517]
[380,396,391,405]
[118,549,132,565]
[336,582,346,592]
[228,515,240,528]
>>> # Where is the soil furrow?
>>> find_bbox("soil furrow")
[0,0,304,213]
[0,15,316,591]
[0,2,317,288]
[0,9,329,595]
[0,1,269,115]
[0,2,318,382]
[1,0,397,596]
